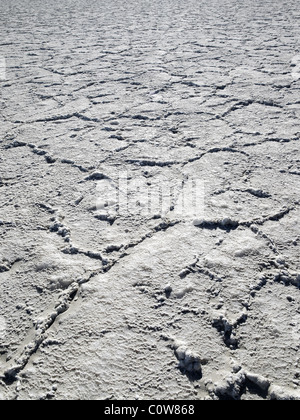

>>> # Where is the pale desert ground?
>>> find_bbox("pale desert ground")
[0,0,300,400]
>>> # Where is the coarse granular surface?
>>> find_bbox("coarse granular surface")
[0,0,300,400]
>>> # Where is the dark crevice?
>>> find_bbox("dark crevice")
[195,219,240,232]
[245,378,269,400]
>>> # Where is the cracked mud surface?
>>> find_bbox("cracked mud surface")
[1,0,300,400]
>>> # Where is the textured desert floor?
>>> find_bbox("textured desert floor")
[0,0,300,400]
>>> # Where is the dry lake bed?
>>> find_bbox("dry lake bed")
[0,0,300,400]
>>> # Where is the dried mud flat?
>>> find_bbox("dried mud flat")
[0,0,300,400]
